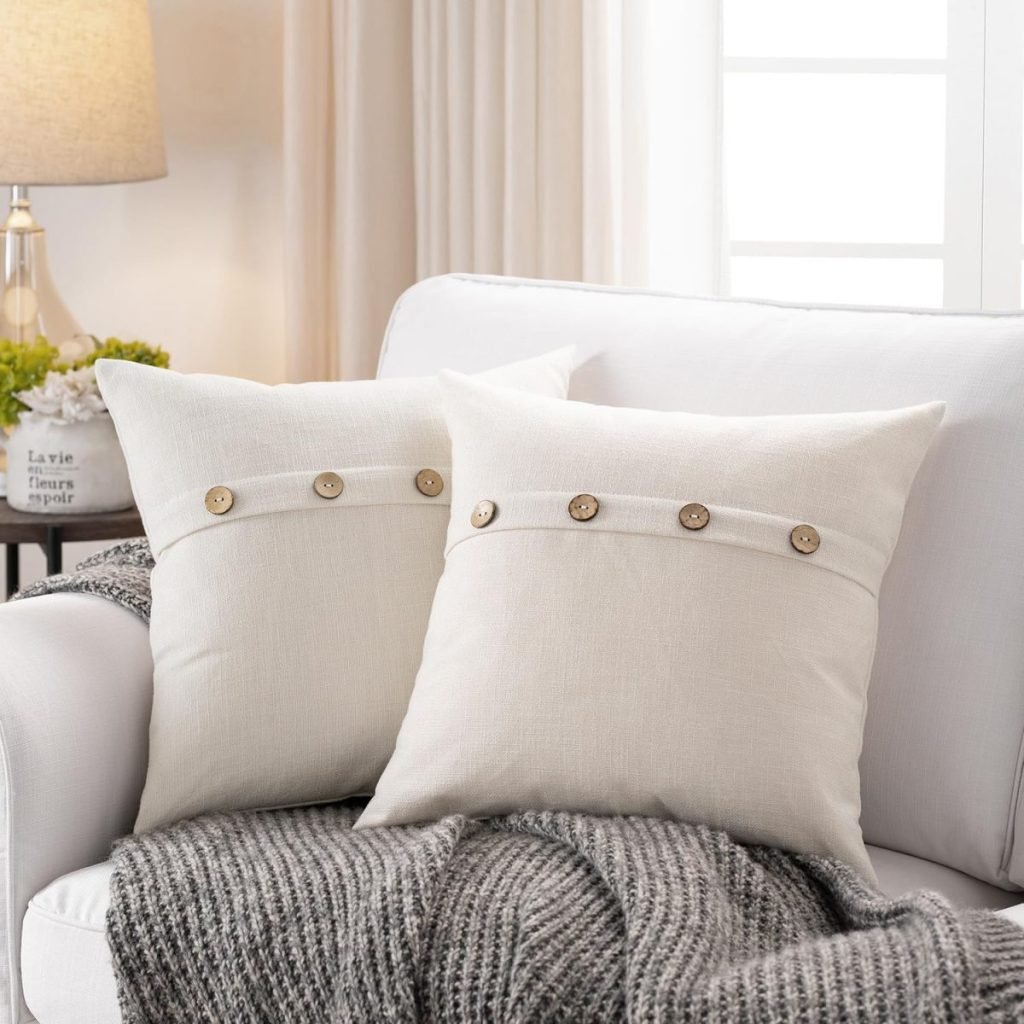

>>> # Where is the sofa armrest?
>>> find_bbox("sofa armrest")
[0,593,151,1024]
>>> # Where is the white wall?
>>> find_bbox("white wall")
[11,0,286,592]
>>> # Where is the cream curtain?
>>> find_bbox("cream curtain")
[284,1,416,381]
[410,0,648,285]
[284,0,720,382]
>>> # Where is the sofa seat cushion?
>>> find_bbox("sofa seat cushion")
[21,862,118,1024]
[869,847,1021,911]
[20,846,1023,1024]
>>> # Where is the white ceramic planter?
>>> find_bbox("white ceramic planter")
[3,413,133,514]
[0,425,10,498]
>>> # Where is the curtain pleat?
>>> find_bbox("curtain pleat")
[620,0,649,286]
[537,0,583,281]
[500,0,538,278]
[445,0,474,269]
[472,2,504,274]
[285,0,414,382]
[334,1,415,382]
[582,0,615,283]
[283,0,336,381]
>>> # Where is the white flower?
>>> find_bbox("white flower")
[17,366,107,424]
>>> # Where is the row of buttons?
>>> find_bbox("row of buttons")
[471,494,822,555]
[203,469,446,516]
[204,477,820,555]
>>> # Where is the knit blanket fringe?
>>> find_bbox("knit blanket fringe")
[20,541,1024,1021]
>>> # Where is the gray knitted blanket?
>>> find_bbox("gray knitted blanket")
[110,805,1024,1023]
[13,537,153,621]
[19,543,1024,1022]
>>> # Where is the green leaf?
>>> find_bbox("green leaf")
[0,337,58,427]
[78,338,170,370]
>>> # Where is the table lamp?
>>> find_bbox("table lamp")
[0,0,166,360]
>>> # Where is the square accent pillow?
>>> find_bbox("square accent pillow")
[358,372,945,877]
[96,350,573,831]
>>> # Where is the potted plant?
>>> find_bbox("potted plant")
[0,336,169,514]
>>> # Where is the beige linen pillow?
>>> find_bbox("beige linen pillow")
[96,351,573,831]
[358,373,945,877]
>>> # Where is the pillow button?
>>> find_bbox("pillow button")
[679,502,710,530]
[313,472,344,499]
[204,486,234,515]
[790,524,820,554]
[415,469,444,497]
[568,494,599,521]
[471,500,496,528]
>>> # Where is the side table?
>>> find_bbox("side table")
[1,499,144,599]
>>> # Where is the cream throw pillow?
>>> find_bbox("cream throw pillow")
[96,351,573,831]
[359,373,945,877]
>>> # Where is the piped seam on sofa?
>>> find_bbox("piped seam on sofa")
[24,901,106,935]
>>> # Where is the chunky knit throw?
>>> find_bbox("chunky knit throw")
[13,536,153,621]
[20,542,1024,1021]
[108,805,1024,1023]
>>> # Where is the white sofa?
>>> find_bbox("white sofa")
[7,273,1024,1022]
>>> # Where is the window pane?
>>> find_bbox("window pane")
[730,257,943,307]
[725,74,946,243]
[724,0,946,59]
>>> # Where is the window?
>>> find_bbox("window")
[723,0,1024,310]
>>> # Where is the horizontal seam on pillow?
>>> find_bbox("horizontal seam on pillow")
[155,500,451,559]
[444,525,879,599]
[147,465,452,557]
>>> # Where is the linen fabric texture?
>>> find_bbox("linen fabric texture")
[360,374,946,878]
[96,352,573,832]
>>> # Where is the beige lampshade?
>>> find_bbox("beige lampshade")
[0,0,167,185]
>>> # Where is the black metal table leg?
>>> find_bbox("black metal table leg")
[45,526,62,576]
[4,543,18,599]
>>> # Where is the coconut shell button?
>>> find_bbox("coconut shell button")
[416,468,444,497]
[204,486,234,515]
[790,524,820,554]
[313,472,344,499]
[568,494,599,521]
[471,500,496,528]
[679,503,710,530]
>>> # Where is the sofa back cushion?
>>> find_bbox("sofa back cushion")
[378,273,1024,890]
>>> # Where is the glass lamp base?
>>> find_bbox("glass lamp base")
[1,186,82,350]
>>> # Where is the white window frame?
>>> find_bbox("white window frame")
[723,0,1024,311]
[979,0,1023,309]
